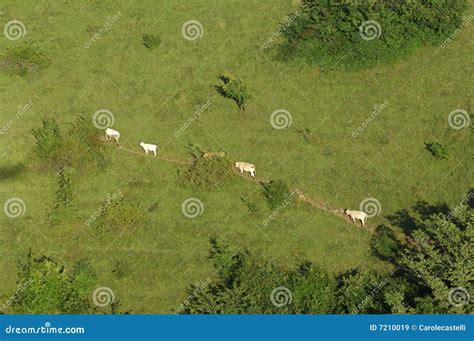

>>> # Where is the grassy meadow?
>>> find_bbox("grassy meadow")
[0,0,472,313]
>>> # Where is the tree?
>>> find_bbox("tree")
[215,73,251,111]
[180,238,335,314]
[10,252,96,314]
[401,203,473,313]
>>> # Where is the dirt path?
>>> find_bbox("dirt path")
[117,145,374,232]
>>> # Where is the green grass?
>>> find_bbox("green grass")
[0,0,472,313]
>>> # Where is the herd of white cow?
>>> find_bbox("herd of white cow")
[105,127,370,226]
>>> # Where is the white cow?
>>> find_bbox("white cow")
[139,141,158,156]
[105,128,120,145]
[235,161,256,178]
[344,209,368,226]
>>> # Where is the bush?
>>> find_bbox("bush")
[10,252,95,314]
[278,0,468,69]
[215,72,251,111]
[261,180,291,210]
[142,33,161,49]
[32,116,108,170]
[425,142,448,159]
[178,145,234,190]
[0,42,48,76]
[47,167,76,225]
[32,119,62,159]
[370,225,399,261]
[70,259,97,296]
[95,198,145,235]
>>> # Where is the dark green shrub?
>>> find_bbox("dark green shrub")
[32,116,108,170]
[95,198,145,235]
[278,0,468,69]
[261,180,291,210]
[142,33,162,49]
[0,42,48,75]
[179,239,336,314]
[70,259,98,296]
[32,119,62,159]
[240,196,259,214]
[47,168,76,225]
[10,252,95,314]
[425,142,448,159]
[178,147,234,190]
[370,225,399,261]
[215,72,251,111]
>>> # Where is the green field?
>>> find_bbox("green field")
[0,1,472,313]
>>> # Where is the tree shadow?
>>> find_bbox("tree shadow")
[386,200,450,236]
[0,163,25,181]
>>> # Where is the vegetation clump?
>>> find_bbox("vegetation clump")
[215,72,251,111]
[142,33,162,49]
[278,0,469,69]
[261,180,292,210]
[425,142,448,159]
[0,43,48,76]
[32,116,108,170]
[178,144,234,190]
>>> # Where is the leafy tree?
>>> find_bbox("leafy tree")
[261,180,291,210]
[401,203,473,313]
[10,252,95,314]
[215,72,251,111]
[370,225,400,261]
[278,0,468,69]
[180,238,335,314]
